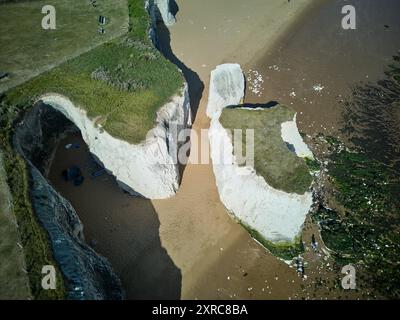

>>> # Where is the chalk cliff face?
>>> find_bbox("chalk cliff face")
[281,114,314,159]
[40,84,191,199]
[207,64,313,243]
[147,0,176,46]
[14,104,124,300]
[206,64,245,119]
[35,1,190,199]
[154,0,177,26]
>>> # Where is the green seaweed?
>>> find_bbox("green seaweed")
[313,143,400,298]
[238,220,304,260]
[305,157,320,172]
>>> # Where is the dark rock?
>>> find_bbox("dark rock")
[0,71,9,80]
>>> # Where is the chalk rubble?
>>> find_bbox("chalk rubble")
[207,63,313,243]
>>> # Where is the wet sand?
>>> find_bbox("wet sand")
[50,133,343,299]
[46,0,387,299]
[152,0,339,299]
[243,0,400,138]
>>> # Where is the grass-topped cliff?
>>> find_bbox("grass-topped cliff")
[219,104,313,195]
[218,104,313,259]
[2,0,184,144]
[0,0,183,299]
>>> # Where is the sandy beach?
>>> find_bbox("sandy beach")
[243,0,400,141]
[50,0,322,299]
[46,0,395,299]
[152,0,324,299]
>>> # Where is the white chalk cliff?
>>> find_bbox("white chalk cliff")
[40,83,191,199]
[148,0,176,26]
[207,64,313,243]
[281,114,314,159]
[158,0,176,26]
[36,2,190,199]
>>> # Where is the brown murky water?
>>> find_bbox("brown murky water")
[48,0,399,299]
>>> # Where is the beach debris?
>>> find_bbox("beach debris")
[268,65,280,71]
[312,84,325,93]
[295,257,306,279]
[311,234,318,252]
[65,143,80,150]
[62,166,85,186]
[246,69,264,97]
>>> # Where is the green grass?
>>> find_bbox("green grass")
[238,220,304,260]
[3,0,184,144]
[0,151,32,299]
[305,157,320,172]
[219,105,313,194]
[0,0,181,299]
[0,0,129,92]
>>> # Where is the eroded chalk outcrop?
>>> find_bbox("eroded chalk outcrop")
[36,1,190,199]
[207,64,313,243]
[40,84,190,199]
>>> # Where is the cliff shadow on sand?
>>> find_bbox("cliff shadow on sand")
[16,103,182,299]
[156,13,204,121]
[155,17,204,181]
